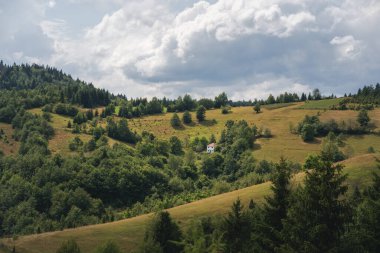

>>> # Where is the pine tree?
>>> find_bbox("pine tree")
[171,113,182,128]
[281,155,349,252]
[223,198,251,253]
[182,111,192,124]
[196,106,206,122]
[144,211,182,253]
[357,110,370,127]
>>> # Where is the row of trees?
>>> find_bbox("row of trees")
[170,107,207,128]
[295,110,372,142]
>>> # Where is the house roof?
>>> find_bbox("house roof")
[207,143,216,148]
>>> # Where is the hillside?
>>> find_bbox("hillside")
[1,153,378,253]
[128,103,380,163]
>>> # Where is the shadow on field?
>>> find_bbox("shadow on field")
[199,119,217,127]
[253,143,262,150]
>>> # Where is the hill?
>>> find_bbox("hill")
[1,153,378,253]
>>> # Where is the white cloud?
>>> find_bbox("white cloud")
[330,35,363,60]
[48,0,56,8]
[2,0,380,98]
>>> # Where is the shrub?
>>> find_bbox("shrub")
[367,146,375,153]
[301,124,316,142]
[196,106,206,122]
[182,111,192,124]
[170,113,181,128]
[56,240,81,253]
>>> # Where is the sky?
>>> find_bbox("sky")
[1,0,379,100]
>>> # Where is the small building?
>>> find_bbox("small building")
[207,143,216,153]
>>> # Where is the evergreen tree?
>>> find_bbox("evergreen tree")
[223,198,251,253]
[214,92,228,108]
[260,158,292,250]
[196,106,206,122]
[171,113,182,128]
[281,155,349,252]
[182,111,192,124]
[170,136,183,155]
[357,110,370,127]
[144,211,182,253]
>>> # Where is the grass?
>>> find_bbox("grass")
[297,98,344,109]
[0,123,19,155]
[262,103,296,110]
[27,109,120,155]
[129,104,380,163]
[1,153,378,253]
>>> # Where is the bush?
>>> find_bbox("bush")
[254,104,261,113]
[69,137,83,151]
[182,111,192,124]
[301,124,316,142]
[368,146,375,153]
[56,240,81,253]
[221,106,231,114]
[170,113,181,128]
[196,106,206,122]
[94,241,121,253]
[263,128,272,138]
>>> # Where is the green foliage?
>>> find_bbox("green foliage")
[170,113,182,128]
[182,111,192,124]
[214,92,228,108]
[254,104,261,113]
[223,198,251,253]
[357,109,370,127]
[197,98,214,109]
[106,118,139,143]
[196,106,206,122]
[56,239,81,253]
[281,155,349,252]
[321,132,346,162]
[221,106,231,114]
[144,211,183,253]
[170,136,183,155]
[94,241,121,253]
[69,137,83,151]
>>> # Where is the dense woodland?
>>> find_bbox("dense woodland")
[0,62,379,252]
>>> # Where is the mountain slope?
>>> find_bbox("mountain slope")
[1,154,378,253]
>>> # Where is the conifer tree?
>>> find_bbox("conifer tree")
[196,106,206,122]
[182,111,192,124]
[281,155,349,252]
[223,198,251,253]
[171,113,181,128]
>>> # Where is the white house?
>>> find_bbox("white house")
[207,143,216,153]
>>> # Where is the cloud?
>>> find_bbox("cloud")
[330,35,363,60]
[2,0,380,99]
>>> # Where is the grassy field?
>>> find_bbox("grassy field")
[297,98,344,109]
[27,108,120,155]
[262,103,296,110]
[128,103,380,163]
[1,153,378,253]
[0,103,377,163]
